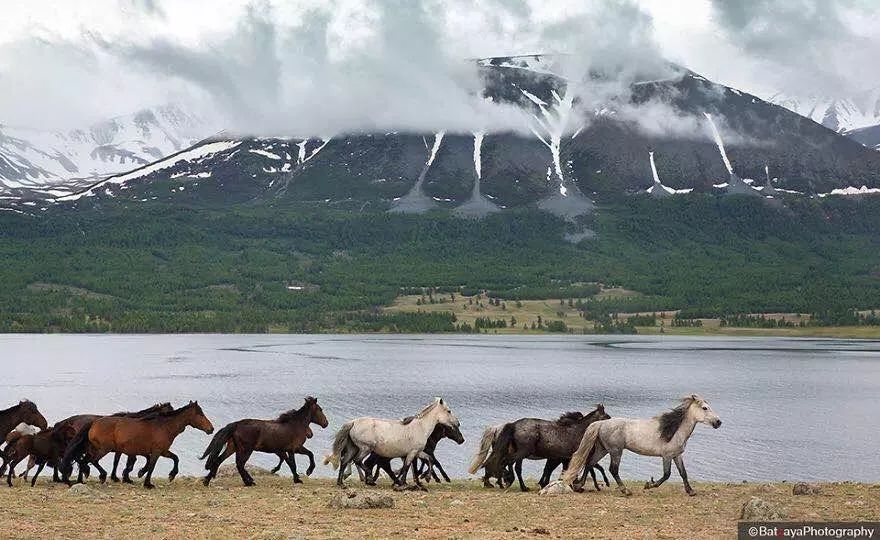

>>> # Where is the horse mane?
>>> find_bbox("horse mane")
[141,402,197,420]
[656,396,698,441]
[555,411,585,425]
[110,402,172,417]
[277,397,316,423]
[0,400,33,415]
[400,415,416,425]
[412,399,442,419]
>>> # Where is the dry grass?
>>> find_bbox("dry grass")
[2,477,878,539]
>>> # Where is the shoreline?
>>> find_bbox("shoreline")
[3,476,877,539]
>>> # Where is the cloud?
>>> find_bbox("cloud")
[707,0,880,97]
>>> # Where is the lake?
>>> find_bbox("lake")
[2,334,879,483]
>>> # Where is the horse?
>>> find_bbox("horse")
[325,397,459,490]
[362,418,465,485]
[62,401,214,489]
[468,424,515,488]
[2,424,42,480]
[53,402,174,483]
[483,405,612,492]
[268,425,316,477]
[560,394,722,496]
[0,401,48,474]
[4,424,78,486]
[201,397,328,487]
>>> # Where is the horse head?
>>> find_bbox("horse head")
[186,401,215,434]
[306,396,329,429]
[19,400,48,430]
[590,403,611,422]
[443,423,465,445]
[432,397,460,430]
[685,394,721,429]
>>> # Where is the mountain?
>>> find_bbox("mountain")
[0,105,214,198]
[41,56,880,218]
[769,89,880,152]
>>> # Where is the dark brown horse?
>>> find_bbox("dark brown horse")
[4,424,78,486]
[268,425,316,477]
[0,400,48,475]
[61,401,214,488]
[201,397,328,486]
[484,405,611,492]
[53,402,174,483]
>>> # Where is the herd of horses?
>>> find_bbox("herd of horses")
[0,394,722,495]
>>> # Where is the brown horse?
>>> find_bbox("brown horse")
[201,397,328,487]
[0,401,48,475]
[53,402,174,483]
[4,424,78,486]
[62,401,214,488]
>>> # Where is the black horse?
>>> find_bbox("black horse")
[484,405,611,492]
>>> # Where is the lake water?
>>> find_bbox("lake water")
[2,334,879,483]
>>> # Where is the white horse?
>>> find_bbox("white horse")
[326,397,459,490]
[560,394,721,496]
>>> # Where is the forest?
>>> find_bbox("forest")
[1,194,879,332]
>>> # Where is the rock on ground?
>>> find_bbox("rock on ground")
[739,497,786,520]
[539,480,573,495]
[328,491,394,509]
[248,532,305,540]
[215,464,274,478]
[67,483,108,498]
[792,482,822,495]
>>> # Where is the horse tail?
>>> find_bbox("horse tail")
[483,423,516,476]
[561,421,601,485]
[60,421,93,477]
[200,422,238,470]
[323,421,353,469]
[468,424,502,474]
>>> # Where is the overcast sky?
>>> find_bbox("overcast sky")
[1,0,878,132]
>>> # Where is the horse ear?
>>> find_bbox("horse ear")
[596,403,604,411]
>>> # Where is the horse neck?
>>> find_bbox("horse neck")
[410,412,441,440]
[667,412,699,448]
[162,409,198,435]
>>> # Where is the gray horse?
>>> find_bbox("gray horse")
[561,394,721,496]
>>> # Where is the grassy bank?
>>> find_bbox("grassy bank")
[2,476,878,539]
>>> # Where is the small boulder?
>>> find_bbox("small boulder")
[739,497,786,520]
[539,480,573,495]
[215,464,273,478]
[792,483,822,495]
[67,483,107,499]
[328,491,394,509]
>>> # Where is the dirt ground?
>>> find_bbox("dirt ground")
[1,475,877,539]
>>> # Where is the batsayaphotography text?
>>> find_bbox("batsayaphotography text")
[1,0,879,538]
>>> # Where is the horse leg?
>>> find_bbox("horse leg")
[433,456,451,483]
[235,446,256,486]
[538,459,558,488]
[6,456,21,487]
[295,447,315,476]
[93,458,108,484]
[271,453,286,474]
[595,463,611,487]
[514,459,529,492]
[336,444,356,487]
[163,450,179,482]
[30,462,46,487]
[202,445,234,487]
[376,458,399,485]
[142,453,160,489]
[608,450,630,496]
[122,455,137,484]
[284,453,302,484]
[673,455,695,496]
[413,460,427,491]
[644,457,672,490]
[110,452,122,482]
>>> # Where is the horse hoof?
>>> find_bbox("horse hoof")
[306,467,315,476]
[293,477,303,484]
[622,489,632,497]
[144,483,155,490]
[644,482,652,490]
[111,477,119,483]
[687,490,697,497]
[123,479,133,484]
